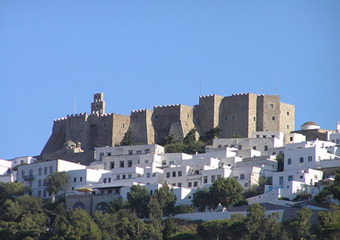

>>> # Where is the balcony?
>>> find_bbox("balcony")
[24,175,35,181]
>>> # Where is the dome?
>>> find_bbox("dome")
[301,121,320,130]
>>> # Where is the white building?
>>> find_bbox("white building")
[18,159,87,198]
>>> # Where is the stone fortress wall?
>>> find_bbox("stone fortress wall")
[40,92,294,165]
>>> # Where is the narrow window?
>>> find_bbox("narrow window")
[288,158,292,165]
[166,172,170,178]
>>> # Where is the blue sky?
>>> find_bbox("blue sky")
[1,1,339,159]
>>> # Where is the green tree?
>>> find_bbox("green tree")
[163,216,177,240]
[120,129,132,146]
[0,195,49,240]
[147,195,163,240]
[315,169,340,203]
[209,178,244,209]
[161,135,176,146]
[127,185,150,218]
[174,204,195,214]
[197,219,227,240]
[317,204,340,240]
[93,211,118,240]
[290,207,312,240]
[153,183,177,216]
[45,172,68,202]
[115,210,146,240]
[200,126,223,145]
[65,208,102,240]
[0,182,27,205]
[192,187,210,212]
[244,203,281,240]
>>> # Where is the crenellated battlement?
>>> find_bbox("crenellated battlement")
[154,104,181,109]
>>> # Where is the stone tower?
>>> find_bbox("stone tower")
[91,93,106,115]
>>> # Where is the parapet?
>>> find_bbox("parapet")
[154,104,181,109]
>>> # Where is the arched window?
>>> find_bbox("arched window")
[38,167,42,175]
[44,167,48,175]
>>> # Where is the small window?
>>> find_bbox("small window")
[287,111,290,116]
[44,167,48,175]
[172,183,176,187]
[264,145,268,151]
[110,162,115,169]
[74,177,77,183]
[122,122,125,128]
[172,171,176,177]
[232,116,235,120]
[263,135,266,138]
[188,182,192,187]
[225,116,228,120]
[290,137,293,141]
[308,156,312,162]
[253,146,257,150]
[145,149,150,154]
[38,179,42,187]
[120,161,124,168]
[253,117,256,121]
[108,178,111,183]
[244,183,248,187]
[279,176,283,185]
[288,175,293,181]
[287,125,290,129]
[194,181,198,187]
[256,135,260,138]
[272,116,275,121]
[38,167,42,176]
[299,157,304,163]
[152,173,156,177]
[162,160,167,165]
[178,183,182,187]
[128,160,132,168]
[136,150,142,155]
[204,176,208,183]
[288,158,292,165]
[117,175,120,180]
[128,150,133,155]
[80,177,83,182]
[194,170,199,175]
[128,174,132,179]
[107,152,111,156]
[238,145,242,150]
[49,166,53,173]
[166,172,170,178]
[270,104,274,108]
[240,174,245,180]
[271,135,275,138]
[147,173,151,178]
[211,175,216,183]
[122,175,126,179]
[103,178,106,183]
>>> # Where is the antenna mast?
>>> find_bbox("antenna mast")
[276,72,279,95]
[74,96,77,114]
[200,76,202,97]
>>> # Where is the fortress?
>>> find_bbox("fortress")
[40,92,295,165]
